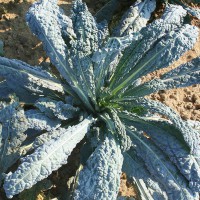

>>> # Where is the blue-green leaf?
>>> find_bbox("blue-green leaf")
[32,127,74,149]
[100,110,132,152]
[161,4,187,24]
[123,56,200,97]
[0,81,13,100]
[4,117,95,198]
[119,97,200,162]
[25,109,61,131]
[26,0,94,111]
[26,0,73,84]
[109,4,198,95]
[161,56,200,87]
[111,24,198,95]
[123,150,167,200]
[95,0,119,23]
[93,37,122,95]
[0,101,28,183]
[0,57,64,102]
[97,21,109,44]
[70,0,100,104]
[173,0,200,19]
[70,52,96,104]
[35,98,80,120]
[185,7,200,19]
[71,0,99,55]
[125,127,198,199]
[119,109,200,192]
[74,136,123,200]
[187,120,200,133]
[113,0,156,37]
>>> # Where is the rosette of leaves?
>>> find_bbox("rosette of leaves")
[0,0,200,199]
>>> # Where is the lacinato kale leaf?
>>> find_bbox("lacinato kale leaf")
[0,0,199,199]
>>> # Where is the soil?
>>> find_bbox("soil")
[0,0,199,200]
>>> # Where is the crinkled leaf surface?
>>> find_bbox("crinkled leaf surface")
[109,4,198,95]
[113,0,156,37]
[120,111,200,192]
[54,101,80,120]
[110,23,198,95]
[100,110,132,152]
[0,57,64,102]
[92,36,133,95]
[26,0,94,111]
[95,0,119,23]
[123,56,200,97]
[0,101,28,183]
[185,7,200,19]
[70,0,100,104]
[74,136,123,200]
[94,41,120,90]
[97,21,109,44]
[115,97,200,165]
[26,0,72,84]
[187,120,200,133]
[71,0,99,55]
[35,98,58,118]
[123,150,168,200]
[32,127,69,149]
[35,98,80,120]
[4,117,95,198]
[173,0,200,19]
[124,127,198,200]
[161,4,187,24]
[25,109,61,131]
[69,51,96,104]
[160,56,200,88]
[1,1,200,200]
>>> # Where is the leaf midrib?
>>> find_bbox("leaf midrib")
[8,118,93,191]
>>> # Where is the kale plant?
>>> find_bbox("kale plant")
[0,0,200,199]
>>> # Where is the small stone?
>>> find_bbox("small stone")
[185,95,193,102]
[159,93,166,101]
[169,94,177,100]
[192,94,199,102]
[195,103,200,109]
[185,103,194,109]
[181,114,190,120]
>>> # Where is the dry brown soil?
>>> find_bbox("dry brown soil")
[0,0,200,199]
